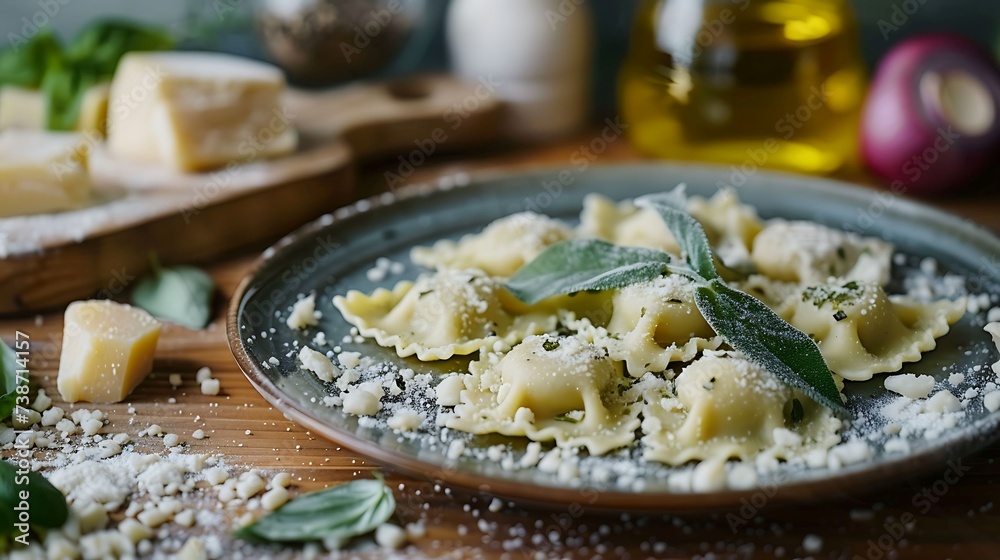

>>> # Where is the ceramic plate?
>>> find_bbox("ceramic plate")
[227,164,1000,510]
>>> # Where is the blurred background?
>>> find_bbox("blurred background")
[3,0,1000,194]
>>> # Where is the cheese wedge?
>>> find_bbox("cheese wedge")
[57,300,163,403]
[0,130,92,218]
[0,83,110,134]
[106,51,297,172]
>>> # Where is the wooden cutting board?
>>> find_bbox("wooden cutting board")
[0,75,502,316]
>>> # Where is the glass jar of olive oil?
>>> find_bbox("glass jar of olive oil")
[619,0,866,175]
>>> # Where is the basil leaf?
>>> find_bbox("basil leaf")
[635,185,720,281]
[694,280,847,414]
[42,63,100,131]
[504,239,675,304]
[66,20,173,76]
[132,266,215,330]
[0,340,20,422]
[235,476,395,543]
[0,30,62,88]
[0,460,69,532]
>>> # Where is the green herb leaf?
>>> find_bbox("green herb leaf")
[132,265,215,330]
[66,20,173,76]
[635,185,720,281]
[503,239,675,304]
[0,29,62,88]
[694,280,846,413]
[0,460,69,533]
[0,339,21,422]
[234,475,395,543]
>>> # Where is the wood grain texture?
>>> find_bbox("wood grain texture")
[3,134,1000,558]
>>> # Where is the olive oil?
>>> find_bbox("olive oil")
[619,0,866,176]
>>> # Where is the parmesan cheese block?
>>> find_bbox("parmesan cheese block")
[0,86,46,129]
[0,130,92,218]
[77,83,110,135]
[57,300,163,403]
[0,83,110,134]
[106,51,297,172]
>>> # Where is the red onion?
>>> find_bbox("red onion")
[860,34,1000,195]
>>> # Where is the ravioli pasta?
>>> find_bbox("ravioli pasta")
[751,220,894,286]
[333,270,555,361]
[566,275,722,376]
[781,281,965,380]
[410,212,574,277]
[444,334,642,455]
[330,187,973,474]
[641,352,841,465]
[578,188,765,267]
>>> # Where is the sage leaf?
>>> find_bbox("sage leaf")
[0,460,69,532]
[694,280,847,413]
[0,339,21,422]
[235,475,395,543]
[504,239,675,304]
[635,185,720,281]
[132,266,215,330]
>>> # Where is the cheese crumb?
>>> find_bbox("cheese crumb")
[387,409,423,432]
[192,429,205,440]
[984,391,1000,413]
[337,351,362,369]
[31,389,52,412]
[200,378,221,396]
[342,388,381,416]
[375,523,407,550]
[287,294,319,330]
[261,486,290,511]
[169,374,183,387]
[884,374,935,399]
[435,375,465,407]
[803,534,823,554]
[236,473,265,500]
[926,390,962,413]
[196,367,213,383]
[298,346,340,383]
[163,433,180,448]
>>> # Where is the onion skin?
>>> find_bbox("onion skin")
[860,34,1000,195]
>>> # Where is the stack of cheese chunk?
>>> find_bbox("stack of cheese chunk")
[0,51,297,219]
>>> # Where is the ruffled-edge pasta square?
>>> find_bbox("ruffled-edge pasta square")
[333,270,556,361]
[410,212,574,277]
[444,334,642,455]
[640,352,842,466]
[780,281,965,380]
[562,275,723,376]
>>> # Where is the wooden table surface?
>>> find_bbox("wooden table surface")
[4,135,1000,559]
